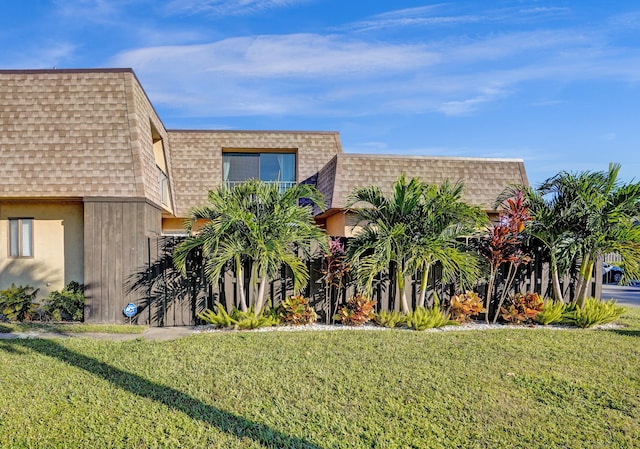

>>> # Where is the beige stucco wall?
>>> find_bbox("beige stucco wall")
[0,201,83,298]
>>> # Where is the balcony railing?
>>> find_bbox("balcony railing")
[224,180,296,193]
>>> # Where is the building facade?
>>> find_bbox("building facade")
[0,69,529,323]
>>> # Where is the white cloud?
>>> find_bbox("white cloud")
[107,10,640,118]
[164,0,309,16]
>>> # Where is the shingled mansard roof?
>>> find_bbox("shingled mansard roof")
[313,153,529,215]
[0,68,529,218]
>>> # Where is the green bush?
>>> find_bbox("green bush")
[374,310,407,328]
[198,304,278,330]
[407,305,457,331]
[278,294,317,326]
[334,294,376,326]
[535,299,567,325]
[198,305,237,328]
[563,298,626,328]
[234,310,279,330]
[0,284,39,322]
[43,281,85,321]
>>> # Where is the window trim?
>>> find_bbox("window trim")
[7,218,34,259]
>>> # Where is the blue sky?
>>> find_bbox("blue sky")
[1,1,639,187]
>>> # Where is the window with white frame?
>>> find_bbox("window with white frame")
[8,218,33,258]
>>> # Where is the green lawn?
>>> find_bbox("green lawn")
[1,309,639,448]
[0,322,147,334]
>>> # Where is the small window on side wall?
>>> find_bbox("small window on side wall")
[8,218,33,258]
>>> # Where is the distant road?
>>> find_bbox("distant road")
[602,284,640,307]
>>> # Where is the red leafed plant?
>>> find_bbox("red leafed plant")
[501,292,544,325]
[478,191,533,323]
[334,294,376,326]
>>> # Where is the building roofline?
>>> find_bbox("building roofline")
[0,68,134,75]
[336,153,526,163]
[167,129,341,135]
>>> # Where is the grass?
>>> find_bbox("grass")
[0,309,639,448]
[0,322,147,334]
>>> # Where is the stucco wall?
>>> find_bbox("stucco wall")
[0,201,84,297]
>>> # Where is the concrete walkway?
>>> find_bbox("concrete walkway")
[0,326,195,341]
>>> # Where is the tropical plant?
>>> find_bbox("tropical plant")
[278,294,317,326]
[478,190,532,323]
[406,304,457,331]
[449,290,485,323]
[198,304,280,329]
[506,164,640,306]
[174,180,328,316]
[321,237,352,322]
[538,164,640,306]
[233,309,280,330]
[43,281,86,321]
[347,175,484,314]
[198,305,237,328]
[0,284,40,322]
[334,294,376,326]
[374,310,407,328]
[534,299,567,325]
[563,298,626,328]
[500,292,544,325]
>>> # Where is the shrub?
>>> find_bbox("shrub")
[278,294,317,326]
[0,284,39,322]
[43,281,86,321]
[534,299,567,325]
[563,298,626,328]
[198,305,279,330]
[374,310,407,328]
[198,305,237,328]
[449,291,485,323]
[334,294,376,326]
[500,292,544,325]
[233,309,279,330]
[406,304,457,331]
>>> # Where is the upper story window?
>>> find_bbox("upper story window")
[223,152,296,191]
[8,218,33,258]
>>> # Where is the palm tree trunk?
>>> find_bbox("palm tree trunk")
[574,255,589,307]
[397,265,410,314]
[576,256,594,308]
[550,257,564,303]
[417,265,430,309]
[235,256,248,312]
[254,275,268,317]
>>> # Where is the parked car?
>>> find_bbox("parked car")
[603,263,624,284]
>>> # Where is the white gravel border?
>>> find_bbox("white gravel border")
[193,321,624,334]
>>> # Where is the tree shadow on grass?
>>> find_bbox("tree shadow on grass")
[606,329,640,337]
[0,339,322,449]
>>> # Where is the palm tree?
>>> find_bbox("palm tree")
[347,175,483,313]
[411,181,486,308]
[174,180,328,316]
[530,163,640,306]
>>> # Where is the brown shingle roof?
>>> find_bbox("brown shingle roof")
[316,153,529,213]
[167,130,342,217]
[0,69,170,209]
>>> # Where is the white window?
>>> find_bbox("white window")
[8,218,33,258]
